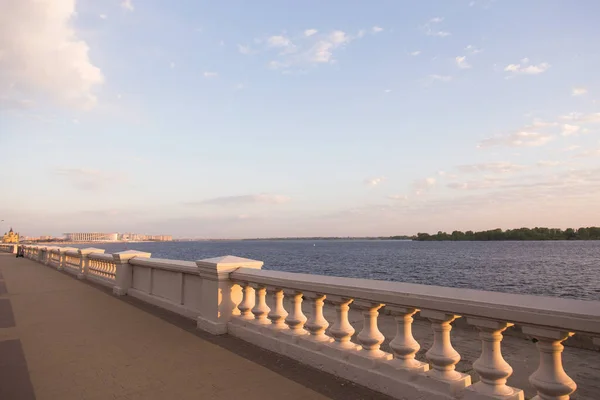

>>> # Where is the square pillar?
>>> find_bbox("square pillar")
[77,248,106,279]
[57,247,78,271]
[195,255,263,335]
[112,250,151,296]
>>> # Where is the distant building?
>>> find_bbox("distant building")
[2,227,19,243]
[119,233,172,242]
[64,232,118,242]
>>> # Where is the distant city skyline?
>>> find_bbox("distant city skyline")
[1,0,599,238]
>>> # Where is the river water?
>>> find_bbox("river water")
[70,240,600,301]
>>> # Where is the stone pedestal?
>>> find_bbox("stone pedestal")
[195,255,263,335]
[112,250,151,295]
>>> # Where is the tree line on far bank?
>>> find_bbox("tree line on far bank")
[409,227,600,241]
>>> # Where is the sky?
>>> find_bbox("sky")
[1,0,599,238]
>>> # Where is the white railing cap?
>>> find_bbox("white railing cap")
[88,253,114,261]
[113,250,151,262]
[58,247,78,253]
[78,248,106,255]
[129,257,197,273]
[231,268,600,335]
[196,255,263,280]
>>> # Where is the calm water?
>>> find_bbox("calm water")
[71,240,600,301]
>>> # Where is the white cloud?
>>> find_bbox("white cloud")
[564,145,581,152]
[456,56,471,69]
[99,14,107,19]
[388,194,408,201]
[55,168,126,191]
[121,0,134,12]
[203,71,218,78]
[537,160,562,167]
[429,74,452,83]
[190,194,291,206]
[456,162,525,174]
[572,87,588,96]
[409,50,421,56]
[384,89,392,93]
[447,178,500,190]
[304,29,318,37]
[504,61,550,75]
[238,44,253,55]
[561,124,581,136]
[560,112,600,124]
[267,35,294,49]
[357,29,367,38]
[365,177,386,186]
[372,26,384,33]
[478,131,554,148]
[465,45,483,54]
[0,0,104,109]
[170,62,175,69]
[307,30,350,64]
[413,177,436,195]
[574,148,600,158]
[422,17,451,37]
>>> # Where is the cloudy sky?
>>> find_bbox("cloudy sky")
[1,0,599,238]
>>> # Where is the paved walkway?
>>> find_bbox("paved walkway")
[0,254,391,400]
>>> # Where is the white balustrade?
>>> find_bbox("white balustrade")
[282,289,308,339]
[237,282,255,320]
[352,301,392,363]
[250,284,271,325]
[522,327,577,400]
[466,318,523,399]
[267,287,288,330]
[302,292,331,347]
[384,306,428,372]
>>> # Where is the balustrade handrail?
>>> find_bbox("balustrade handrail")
[128,257,198,273]
[231,268,600,335]
[65,250,80,257]
[87,253,114,262]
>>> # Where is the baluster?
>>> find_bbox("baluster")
[354,301,391,360]
[250,284,271,325]
[267,287,288,331]
[420,310,470,390]
[522,326,576,400]
[233,282,254,323]
[282,289,307,340]
[302,292,331,347]
[466,318,523,399]
[383,306,428,372]
[323,295,359,358]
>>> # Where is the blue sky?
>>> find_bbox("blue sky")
[1,0,599,238]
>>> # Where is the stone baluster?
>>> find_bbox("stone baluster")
[420,310,471,392]
[324,296,359,358]
[302,292,331,347]
[354,301,391,361]
[267,287,288,331]
[282,289,307,340]
[522,326,576,400]
[384,306,428,372]
[250,284,271,325]
[466,318,523,399]
[237,282,255,320]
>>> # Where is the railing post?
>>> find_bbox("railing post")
[195,255,263,335]
[382,306,428,373]
[281,289,308,341]
[301,292,331,349]
[236,281,255,321]
[522,326,577,400]
[420,310,471,393]
[351,300,392,366]
[465,318,523,400]
[266,287,288,331]
[77,248,106,280]
[112,250,151,296]
[323,296,359,358]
